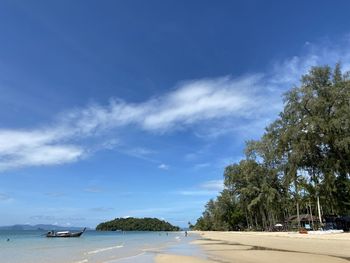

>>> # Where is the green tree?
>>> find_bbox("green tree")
[194,64,350,231]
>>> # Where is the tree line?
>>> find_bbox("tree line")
[96,217,180,231]
[194,64,350,231]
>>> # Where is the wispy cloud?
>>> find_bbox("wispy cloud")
[0,129,84,171]
[194,162,211,170]
[125,147,155,156]
[269,36,350,87]
[0,36,349,171]
[175,179,224,196]
[90,207,114,212]
[0,192,13,202]
[199,179,224,191]
[0,75,275,171]
[215,156,245,170]
[29,215,85,221]
[158,163,169,170]
[119,147,158,163]
[126,201,205,217]
[84,187,103,193]
[45,192,65,197]
[126,207,180,215]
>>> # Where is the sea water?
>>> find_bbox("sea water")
[0,230,201,263]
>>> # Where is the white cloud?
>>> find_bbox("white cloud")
[0,75,274,171]
[199,179,224,191]
[1,36,349,171]
[270,37,350,87]
[120,147,158,163]
[158,163,169,170]
[0,144,84,171]
[175,179,224,196]
[57,75,277,134]
[140,75,269,131]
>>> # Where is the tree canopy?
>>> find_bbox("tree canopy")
[194,64,350,231]
[96,217,180,231]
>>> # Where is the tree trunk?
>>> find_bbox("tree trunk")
[296,201,301,228]
[317,195,322,227]
[294,178,301,228]
[309,201,314,229]
[245,209,249,228]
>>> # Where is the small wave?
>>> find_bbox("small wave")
[87,244,124,255]
[73,259,88,263]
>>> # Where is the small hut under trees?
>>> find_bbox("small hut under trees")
[286,214,320,229]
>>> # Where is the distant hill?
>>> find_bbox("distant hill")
[0,224,87,231]
[96,217,180,231]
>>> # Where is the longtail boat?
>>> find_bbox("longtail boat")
[46,228,86,238]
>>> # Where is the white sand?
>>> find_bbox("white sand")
[156,231,350,263]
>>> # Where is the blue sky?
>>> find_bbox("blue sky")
[1,0,350,228]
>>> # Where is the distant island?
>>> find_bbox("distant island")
[96,217,180,231]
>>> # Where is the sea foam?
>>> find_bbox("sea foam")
[87,244,124,255]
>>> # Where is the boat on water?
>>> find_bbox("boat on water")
[46,228,86,238]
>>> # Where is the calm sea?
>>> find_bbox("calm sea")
[0,230,200,263]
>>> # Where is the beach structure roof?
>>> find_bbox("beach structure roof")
[286,214,319,223]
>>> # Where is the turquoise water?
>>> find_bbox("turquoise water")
[0,230,200,263]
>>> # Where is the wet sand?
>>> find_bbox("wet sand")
[155,254,216,263]
[156,231,350,263]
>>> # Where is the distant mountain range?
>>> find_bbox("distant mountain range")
[0,224,88,231]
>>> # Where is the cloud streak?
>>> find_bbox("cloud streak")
[84,187,103,193]
[1,36,349,171]
[0,192,12,201]
[90,207,114,212]
[0,75,273,171]
[158,163,169,170]
[199,179,224,191]
[175,179,224,196]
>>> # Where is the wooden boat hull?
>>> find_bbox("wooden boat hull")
[46,228,86,238]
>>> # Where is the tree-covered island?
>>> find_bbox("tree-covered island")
[96,217,180,231]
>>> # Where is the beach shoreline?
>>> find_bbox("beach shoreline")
[0,230,194,263]
[155,231,350,263]
[3,229,350,262]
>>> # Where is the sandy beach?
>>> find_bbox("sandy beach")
[156,231,350,263]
